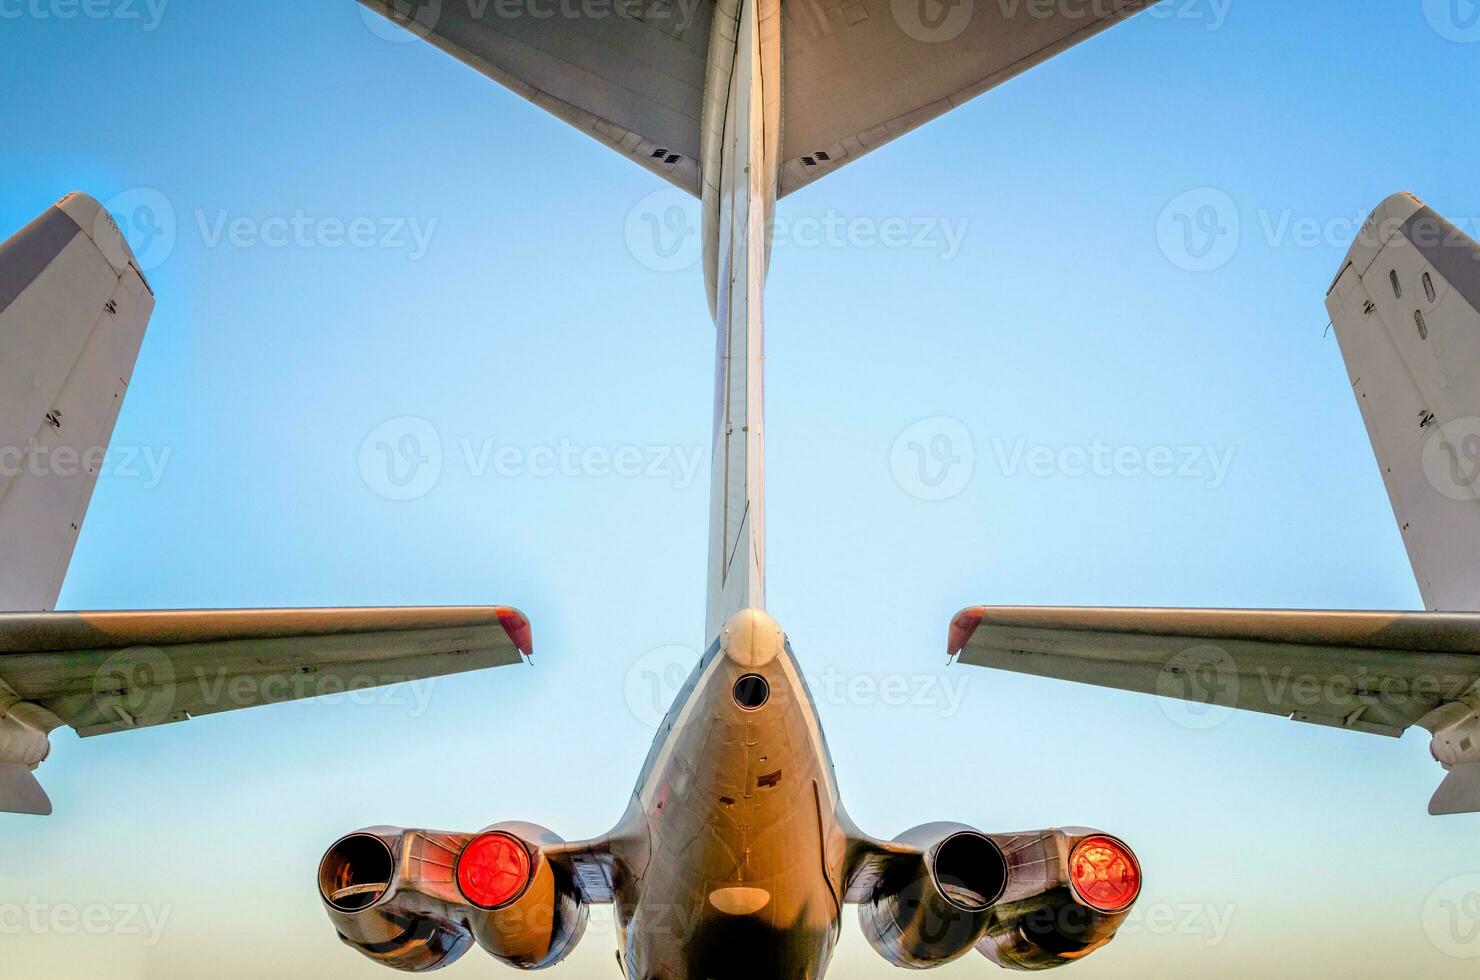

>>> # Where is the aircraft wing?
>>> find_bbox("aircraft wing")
[948,606,1480,813]
[356,0,713,193]
[779,0,1156,194]
[0,606,532,814]
[0,192,154,612]
[357,0,1157,196]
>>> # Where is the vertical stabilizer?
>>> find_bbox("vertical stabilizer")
[0,193,155,611]
[702,0,780,641]
[1327,192,1480,611]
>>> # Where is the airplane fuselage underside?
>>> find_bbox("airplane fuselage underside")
[614,610,845,980]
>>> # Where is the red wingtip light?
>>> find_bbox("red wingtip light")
[457,832,533,910]
[1068,836,1141,914]
[498,608,534,657]
[948,608,985,658]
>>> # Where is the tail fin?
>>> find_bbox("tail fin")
[0,763,51,816]
[0,193,155,611]
[1326,192,1480,611]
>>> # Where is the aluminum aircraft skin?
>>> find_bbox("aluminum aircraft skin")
[6,0,1480,978]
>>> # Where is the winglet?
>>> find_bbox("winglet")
[0,763,53,816]
[947,608,985,658]
[1430,764,1480,816]
[497,608,534,658]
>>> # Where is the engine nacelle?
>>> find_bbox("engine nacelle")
[318,822,587,972]
[976,830,1141,971]
[859,823,1010,968]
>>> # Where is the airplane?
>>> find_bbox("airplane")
[5,2,1479,979]
[4,3,1165,976]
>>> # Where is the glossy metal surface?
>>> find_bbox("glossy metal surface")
[320,609,1141,977]
[319,822,587,972]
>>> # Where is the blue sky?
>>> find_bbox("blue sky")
[3,1,1480,977]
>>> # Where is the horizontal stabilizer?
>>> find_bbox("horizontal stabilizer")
[1431,763,1480,816]
[0,606,533,815]
[356,0,710,193]
[949,605,1480,814]
[356,0,1158,196]
[0,762,52,816]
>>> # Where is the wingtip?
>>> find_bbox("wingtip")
[948,607,985,658]
[497,607,534,658]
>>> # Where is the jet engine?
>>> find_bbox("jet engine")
[318,821,588,972]
[858,823,1011,968]
[975,829,1142,971]
[859,824,1141,972]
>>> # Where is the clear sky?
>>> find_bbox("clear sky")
[3,1,1480,977]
